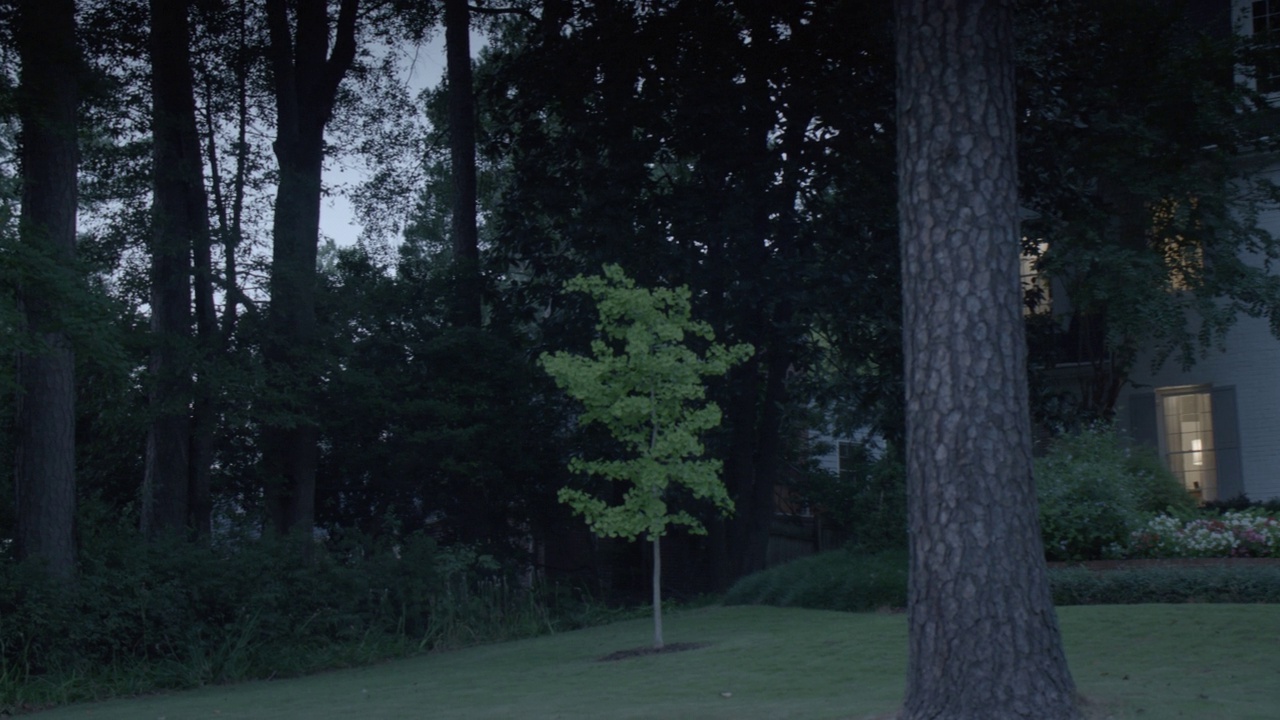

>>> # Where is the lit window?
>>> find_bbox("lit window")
[1247,1,1280,92]
[1150,198,1204,291]
[1158,387,1218,502]
[1020,240,1051,315]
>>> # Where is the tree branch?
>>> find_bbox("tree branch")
[468,3,536,22]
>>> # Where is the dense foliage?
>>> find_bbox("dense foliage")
[788,443,907,553]
[541,265,751,542]
[722,548,908,613]
[0,507,614,712]
[2,0,1280,709]
[1035,425,1194,561]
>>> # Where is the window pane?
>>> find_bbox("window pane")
[1159,389,1217,502]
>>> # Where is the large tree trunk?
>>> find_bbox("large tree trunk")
[445,0,481,328]
[144,0,212,539]
[895,1,1080,718]
[262,0,358,538]
[13,0,80,580]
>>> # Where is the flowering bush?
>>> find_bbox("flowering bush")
[1116,511,1280,559]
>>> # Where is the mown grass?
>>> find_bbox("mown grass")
[25,604,1280,719]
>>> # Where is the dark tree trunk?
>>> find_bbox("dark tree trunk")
[895,1,1080,718]
[445,0,481,327]
[262,0,357,538]
[145,0,211,539]
[13,0,80,579]
[191,0,252,540]
[717,14,789,586]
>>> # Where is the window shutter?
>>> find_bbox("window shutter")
[1212,386,1244,501]
[1127,393,1158,449]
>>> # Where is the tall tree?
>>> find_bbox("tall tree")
[261,0,358,537]
[895,1,1079,718]
[1015,0,1280,421]
[444,0,480,327]
[477,0,896,591]
[13,0,81,578]
[144,0,213,538]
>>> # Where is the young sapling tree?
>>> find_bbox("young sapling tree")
[540,264,752,649]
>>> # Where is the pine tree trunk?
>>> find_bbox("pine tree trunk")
[895,1,1080,718]
[261,0,358,538]
[445,0,481,328]
[14,0,80,580]
[145,0,211,539]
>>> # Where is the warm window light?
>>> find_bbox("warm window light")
[1019,240,1050,315]
[1151,198,1203,291]
[1191,438,1203,466]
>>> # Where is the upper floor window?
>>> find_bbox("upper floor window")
[1243,0,1280,93]
[1150,197,1204,291]
[1020,240,1051,315]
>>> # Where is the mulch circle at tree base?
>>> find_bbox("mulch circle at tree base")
[598,642,709,662]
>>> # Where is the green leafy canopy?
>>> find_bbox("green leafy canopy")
[539,264,753,541]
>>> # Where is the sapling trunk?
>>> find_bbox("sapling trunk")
[650,388,664,650]
[652,533,663,649]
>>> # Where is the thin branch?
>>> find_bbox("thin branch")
[468,3,536,22]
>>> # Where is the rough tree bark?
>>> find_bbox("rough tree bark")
[895,1,1080,718]
[445,0,481,328]
[14,0,80,579]
[144,0,212,539]
[262,0,358,537]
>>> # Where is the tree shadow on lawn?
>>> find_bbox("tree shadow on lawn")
[597,642,710,662]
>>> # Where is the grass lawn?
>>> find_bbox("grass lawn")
[28,604,1280,719]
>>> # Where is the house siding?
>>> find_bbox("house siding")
[1115,163,1280,501]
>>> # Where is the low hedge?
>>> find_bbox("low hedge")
[724,550,1280,611]
[723,549,908,612]
[1050,565,1280,605]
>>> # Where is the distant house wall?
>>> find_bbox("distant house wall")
[1115,163,1280,502]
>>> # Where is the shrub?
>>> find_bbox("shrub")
[723,548,908,611]
[1050,565,1280,605]
[1201,494,1280,514]
[0,514,605,712]
[1116,510,1280,559]
[1120,444,1197,515]
[1034,424,1190,561]
[788,444,907,553]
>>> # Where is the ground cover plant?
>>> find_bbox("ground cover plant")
[18,604,1280,719]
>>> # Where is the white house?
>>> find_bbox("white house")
[1116,164,1280,503]
[1114,0,1280,503]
